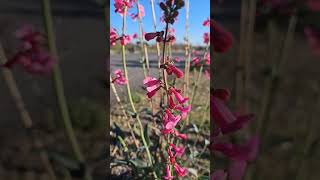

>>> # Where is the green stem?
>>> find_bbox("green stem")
[183,0,191,96]
[120,5,157,179]
[42,1,92,179]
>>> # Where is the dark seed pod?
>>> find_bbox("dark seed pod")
[160,2,167,11]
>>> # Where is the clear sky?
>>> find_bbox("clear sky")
[110,0,210,46]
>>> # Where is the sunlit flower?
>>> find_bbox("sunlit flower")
[203,18,211,27]
[120,34,132,45]
[203,32,210,44]
[166,64,183,78]
[114,0,134,16]
[169,87,188,104]
[112,69,127,85]
[110,27,118,47]
[130,4,145,20]
[175,105,192,119]
[143,76,161,98]
[174,163,188,177]
[164,164,174,180]
[169,143,185,157]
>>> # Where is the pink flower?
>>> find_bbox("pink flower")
[110,27,118,47]
[166,64,183,78]
[164,164,174,179]
[120,35,132,45]
[163,109,181,130]
[307,0,320,11]
[211,170,227,180]
[130,4,145,20]
[205,53,210,65]
[174,163,188,177]
[169,143,185,157]
[143,76,161,98]
[174,130,188,140]
[304,27,320,57]
[145,31,164,41]
[114,0,134,16]
[132,33,138,39]
[174,57,182,62]
[112,69,127,85]
[212,136,259,162]
[175,105,192,119]
[203,32,210,44]
[211,89,254,134]
[169,87,188,104]
[203,18,211,27]
[212,20,233,53]
[191,57,201,66]
[2,25,55,75]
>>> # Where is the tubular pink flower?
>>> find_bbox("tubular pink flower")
[114,0,134,16]
[132,33,138,39]
[166,64,184,78]
[163,109,181,130]
[130,4,145,20]
[203,32,210,44]
[175,105,192,119]
[164,164,174,180]
[191,57,201,66]
[144,76,161,98]
[112,69,127,85]
[169,143,185,157]
[205,53,210,65]
[120,35,132,45]
[174,163,188,177]
[211,89,253,134]
[110,27,118,47]
[174,130,188,140]
[212,20,233,53]
[145,32,159,41]
[147,86,161,98]
[203,18,211,27]
[174,57,182,62]
[169,87,188,104]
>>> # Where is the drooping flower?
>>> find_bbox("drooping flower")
[169,143,185,157]
[145,31,164,41]
[130,4,145,20]
[166,64,183,78]
[211,89,254,134]
[174,163,188,177]
[163,109,181,130]
[212,20,233,53]
[169,87,188,104]
[120,34,132,45]
[2,25,55,75]
[174,130,188,140]
[175,105,192,119]
[191,57,201,66]
[143,76,161,98]
[203,18,211,27]
[203,32,210,44]
[114,0,134,16]
[112,69,127,85]
[211,170,227,180]
[164,164,174,180]
[110,27,118,47]
[204,53,210,65]
[307,0,320,11]
[304,26,320,57]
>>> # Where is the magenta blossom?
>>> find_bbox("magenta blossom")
[110,27,118,47]
[120,35,132,45]
[205,53,210,65]
[166,64,183,78]
[132,33,138,39]
[130,4,145,20]
[163,164,174,180]
[174,57,182,62]
[143,76,161,98]
[191,57,201,66]
[112,69,127,85]
[145,31,164,41]
[212,20,233,53]
[304,27,320,57]
[169,143,185,157]
[174,163,188,177]
[211,89,254,134]
[203,32,210,44]
[175,105,192,119]
[2,25,55,75]
[114,0,134,16]
[169,87,188,104]
[203,18,211,27]
[163,109,181,130]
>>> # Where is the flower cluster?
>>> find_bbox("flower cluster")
[159,0,185,24]
[110,27,138,46]
[1,24,55,75]
[210,89,259,180]
[112,69,127,85]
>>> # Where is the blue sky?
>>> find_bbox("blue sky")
[110,0,210,46]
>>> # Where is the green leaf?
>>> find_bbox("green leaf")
[144,123,151,147]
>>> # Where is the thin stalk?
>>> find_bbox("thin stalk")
[41,1,92,180]
[120,5,157,179]
[235,0,248,109]
[0,43,56,180]
[110,76,139,149]
[250,15,297,180]
[186,44,210,125]
[150,0,161,75]
[244,0,257,112]
[184,0,191,96]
